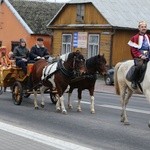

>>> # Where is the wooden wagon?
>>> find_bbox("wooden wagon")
[0,47,57,105]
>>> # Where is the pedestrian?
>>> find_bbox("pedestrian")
[13,38,29,76]
[29,37,49,61]
[128,21,150,89]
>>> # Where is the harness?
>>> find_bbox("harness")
[70,59,97,83]
[43,59,75,81]
[57,59,74,77]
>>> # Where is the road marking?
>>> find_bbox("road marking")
[79,101,150,115]
[0,121,93,150]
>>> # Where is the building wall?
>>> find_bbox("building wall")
[52,28,112,66]
[112,30,137,66]
[0,2,51,54]
[51,3,111,65]
[49,3,138,66]
[52,3,108,25]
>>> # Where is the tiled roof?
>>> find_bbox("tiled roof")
[52,0,150,29]
[9,0,63,34]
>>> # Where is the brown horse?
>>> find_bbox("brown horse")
[31,52,85,114]
[67,54,107,113]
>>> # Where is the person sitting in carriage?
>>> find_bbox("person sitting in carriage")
[13,38,29,76]
[29,37,50,61]
[128,21,150,89]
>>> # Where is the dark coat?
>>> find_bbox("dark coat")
[13,45,29,62]
[29,45,49,60]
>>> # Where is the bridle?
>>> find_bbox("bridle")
[72,55,85,76]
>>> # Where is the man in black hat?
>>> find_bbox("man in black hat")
[29,37,49,61]
[13,38,29,75]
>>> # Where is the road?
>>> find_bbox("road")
[0,89,150,150]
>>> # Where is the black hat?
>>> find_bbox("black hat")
[37,37,44,41]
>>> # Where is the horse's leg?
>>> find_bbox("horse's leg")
[56,94,61,112]
[77,89,82,112]
[89,88,95,114]
[68,88,73,109]
[119,83,127,123]
[120,85,132,124]
[143,89,150,127]
[59,95,67,114]
[33,89,39,109]
[39,86,47,108]
[122,88,133,125]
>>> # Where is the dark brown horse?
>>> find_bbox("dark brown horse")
[31,52,85,114]
[68,54,107,113]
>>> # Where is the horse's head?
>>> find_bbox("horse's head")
[95,54,107,75]
[66,51,86,75]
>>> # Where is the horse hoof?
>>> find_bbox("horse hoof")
[120,119,124,122]
[56,108,61,112]
[120,117,125,122]
[91,111,95,114]
[77,109,82,112]
[124,122,130,125]
[68,105,73,109]
[41,104,45,108]
[35,106,39,110]
[62,110,67,115]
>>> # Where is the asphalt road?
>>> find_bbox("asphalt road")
[0,90,150,150]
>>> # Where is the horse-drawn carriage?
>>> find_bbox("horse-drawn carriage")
[0,48,107,114]
[0,47,57,105]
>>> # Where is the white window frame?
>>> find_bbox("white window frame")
[88,34,100,58]
[62,34,72,54]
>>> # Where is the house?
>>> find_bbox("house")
[0,0,63,54]
[47,0,150,67]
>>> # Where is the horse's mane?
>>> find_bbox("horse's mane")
[86,55,97,69]
[59,53,70,61]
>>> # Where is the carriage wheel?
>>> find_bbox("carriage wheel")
[50,92,58,104]
[0,86,3,95]
[12,81,23,105]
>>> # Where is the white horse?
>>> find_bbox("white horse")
[114,60,150,125]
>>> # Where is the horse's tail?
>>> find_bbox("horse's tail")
[114,62,122,95]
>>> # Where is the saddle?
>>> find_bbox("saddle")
[126,60,148,83]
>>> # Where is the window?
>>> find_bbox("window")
[88,34,99,58]
[11,41,19,52]
[76,4,84,22]
[62,34,72,54]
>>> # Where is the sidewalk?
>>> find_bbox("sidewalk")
[95,79,115,94]
[95,79,145,98]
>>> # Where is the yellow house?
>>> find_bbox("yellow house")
[47,0,150,67]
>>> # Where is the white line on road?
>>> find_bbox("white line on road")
[79,101,150,115]
[0,121,93,150]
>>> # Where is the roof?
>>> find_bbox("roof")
[49,0,150,29]
[8,0,63,34]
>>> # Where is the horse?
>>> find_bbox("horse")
[31,52,85,114]
[67,54,107,113]
[114,60,150,125]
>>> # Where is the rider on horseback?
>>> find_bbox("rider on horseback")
[128,21,150,89]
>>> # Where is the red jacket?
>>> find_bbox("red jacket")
[128,33,150,58]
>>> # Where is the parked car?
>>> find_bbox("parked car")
[104,67,114,85]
